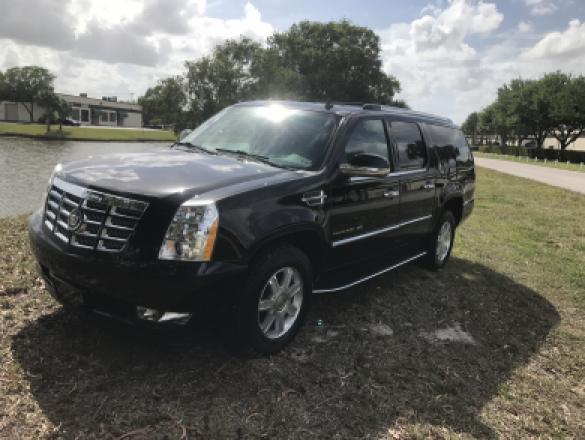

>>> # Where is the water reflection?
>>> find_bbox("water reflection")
[0,137,167,216]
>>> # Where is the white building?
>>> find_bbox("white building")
[0,93,143,128]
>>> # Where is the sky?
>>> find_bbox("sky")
[0,0,584,123]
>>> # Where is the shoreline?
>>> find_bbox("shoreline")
[0,132,173,143]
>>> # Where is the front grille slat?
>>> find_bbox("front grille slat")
[43,177,148,253]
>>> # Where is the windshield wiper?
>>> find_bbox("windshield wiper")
[171,141,215,154]
[214,148,281,167]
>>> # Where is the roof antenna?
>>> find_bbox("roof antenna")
[325,99,333,110]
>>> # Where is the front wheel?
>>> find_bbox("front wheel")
[425,210,456,270]
[234,245,312,355]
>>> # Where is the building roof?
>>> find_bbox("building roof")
[236,100,454,127]
[57,93,142,112]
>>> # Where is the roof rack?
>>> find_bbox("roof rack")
[379,106,453,125]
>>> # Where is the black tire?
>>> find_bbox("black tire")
[234,245,312,355]
[425,210,456,270]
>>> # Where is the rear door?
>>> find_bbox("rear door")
[386,119,436,250]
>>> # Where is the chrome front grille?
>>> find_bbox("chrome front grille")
[44,177,148,252]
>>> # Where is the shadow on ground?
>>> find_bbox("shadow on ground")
[11,258,559,439]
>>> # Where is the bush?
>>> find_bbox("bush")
[475,145,585,163]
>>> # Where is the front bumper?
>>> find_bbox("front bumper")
[28,211,247,313]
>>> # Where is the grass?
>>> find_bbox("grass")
[1,168,584,438]
[0,122,176,142]
[474,151,585,173]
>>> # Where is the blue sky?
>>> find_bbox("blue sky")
[1,0,584,123]
[210,0,585,44]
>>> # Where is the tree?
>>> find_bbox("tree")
[37,92,70,133]
[1,66,56,122]
[186,38,263,125]
[544,72,585,159]
[138,76,187,129]
[0,70,5,100]
[462,112,479,145]
[55,97,71,132]
[262,20,401,104]
[37,91,59,132]
[478,102,511,146]
[182,21,404,126]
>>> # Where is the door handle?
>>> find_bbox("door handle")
[423,182,435,190]
[384,189,400,198]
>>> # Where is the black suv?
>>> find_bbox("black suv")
[28,101,475,353]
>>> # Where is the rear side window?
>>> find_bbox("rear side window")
[428,125,470,166]
[453,129,471,163]
[388,121,427,170]
[344,119,389,162]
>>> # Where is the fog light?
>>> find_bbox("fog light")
[136,306,192,325]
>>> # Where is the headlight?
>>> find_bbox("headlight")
[158,199,219,261]
[41,163,62,209]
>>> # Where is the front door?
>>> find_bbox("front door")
[386,119,436,250]
[326,118,401,269]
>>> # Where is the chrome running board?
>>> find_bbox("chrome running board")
[313,251,427,293]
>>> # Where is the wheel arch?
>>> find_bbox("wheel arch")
[442,196,464,225]
[245,225,327,280]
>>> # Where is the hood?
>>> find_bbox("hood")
[58,149,293,199]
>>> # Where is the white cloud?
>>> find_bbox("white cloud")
[0,1,273,101]
[525,0,558,16]
[517,20,534,33]
[380,0,504,122]
[523,19,585,60]
[380,1,585,124]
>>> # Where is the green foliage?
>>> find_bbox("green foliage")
[185,38,262,125]
[0,66,55,122]
[262,20,400,104]
[462,112,479,143]
[142,20,404,129]
[138,76,186,129]
[467,71,585,158]
[545,72,585,151]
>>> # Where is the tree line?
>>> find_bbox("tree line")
[0,66,71,132]
[462,72,585,159]
[139,20,406,130]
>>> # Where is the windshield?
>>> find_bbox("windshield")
[181,105,338,170]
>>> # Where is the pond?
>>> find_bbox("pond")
[0,137,170,217]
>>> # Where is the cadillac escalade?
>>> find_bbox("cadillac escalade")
[28,101,475,354]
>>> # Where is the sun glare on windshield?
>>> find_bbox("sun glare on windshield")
[254,104,300,123]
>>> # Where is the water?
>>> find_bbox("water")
[0,137,170,217]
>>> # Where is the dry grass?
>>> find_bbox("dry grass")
[1,168,584,439]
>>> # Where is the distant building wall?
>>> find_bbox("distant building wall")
[543,135,585,152]
[0,93,143,128]
[123,112,142,128]
[0,102,46,122]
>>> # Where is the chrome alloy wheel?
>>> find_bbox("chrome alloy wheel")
[436,220,452,263]
[257,266,304,339]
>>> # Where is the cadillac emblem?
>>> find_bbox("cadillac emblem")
[67,208,82,231]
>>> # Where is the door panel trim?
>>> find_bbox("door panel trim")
[314,251,427,293]
[332,214,432,247]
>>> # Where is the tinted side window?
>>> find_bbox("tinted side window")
[345,119,389,162]
[388,121,426,170]
[428,125,468,168]
[453,129,471,163]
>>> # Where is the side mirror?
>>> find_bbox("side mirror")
[178,129,192,141]
[339,153,391,178]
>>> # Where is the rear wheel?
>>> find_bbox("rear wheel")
[425,210,456,270]
[234,245,312,354]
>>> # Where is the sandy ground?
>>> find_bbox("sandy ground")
[475,157,585,194]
